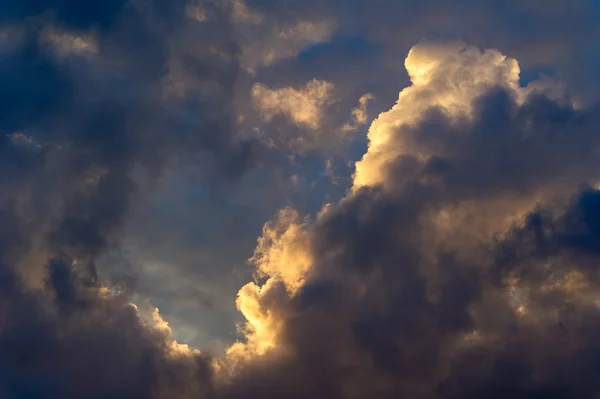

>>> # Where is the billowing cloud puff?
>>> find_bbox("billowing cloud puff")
[354,41,522,189]
[251,79,335,130]
[249,82,375,153]
[249,79,357,152]
[249,208,314,293]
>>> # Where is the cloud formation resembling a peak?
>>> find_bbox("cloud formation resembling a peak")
[4,0,600,397]
[218,41,600,398]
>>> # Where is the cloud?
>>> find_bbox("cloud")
[251,79,335,130]
[0,256,213,398]
[342,93,374,132]
[217,42,600,398]
[354,40,522,189]
[249,81,375,153]
[38,26,98,57]
[230,0,264,24]
[249,208,314,294]
[249,79,361,152]
[352,41,591,257]
[229,0,334,70]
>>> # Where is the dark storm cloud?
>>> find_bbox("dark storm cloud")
[0,1,251,397]
[0,0,257,264]
[435,189,600,399]
[0,254,214,399]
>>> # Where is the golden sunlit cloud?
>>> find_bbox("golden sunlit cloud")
[342,93,374,132]
[251,79,335,130]
[354,41,522,190]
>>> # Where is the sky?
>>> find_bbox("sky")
[3,0,600,398]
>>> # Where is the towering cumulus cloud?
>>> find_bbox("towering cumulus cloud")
[3,1,600,393]
[223,42,600,398]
